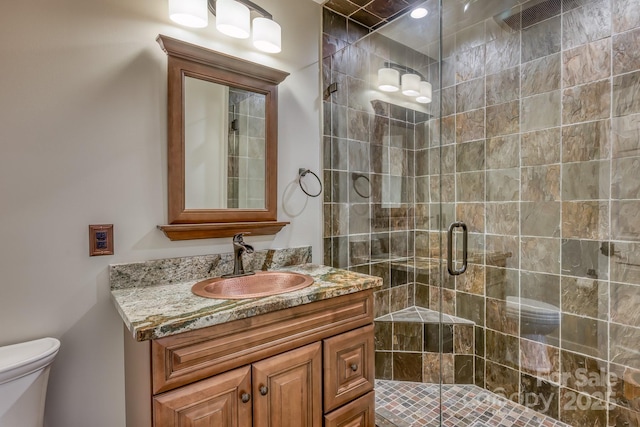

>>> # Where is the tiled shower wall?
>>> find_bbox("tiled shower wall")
[322,0,640,425]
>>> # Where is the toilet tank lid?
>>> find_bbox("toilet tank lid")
[0,337,60,376]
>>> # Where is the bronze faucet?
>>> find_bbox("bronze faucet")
[224,233,255,277]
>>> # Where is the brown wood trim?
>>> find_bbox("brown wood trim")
[157,35,289,85]
[157,221,289,240]
[151,290,374,394]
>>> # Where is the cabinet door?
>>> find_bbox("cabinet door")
[153,365,252,427]
[323,325,374,412]
[252,342,322,427]
[324,391,375,427]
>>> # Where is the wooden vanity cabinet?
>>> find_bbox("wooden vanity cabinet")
[123,290,376,427]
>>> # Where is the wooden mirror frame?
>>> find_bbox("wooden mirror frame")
[156,35,290,240]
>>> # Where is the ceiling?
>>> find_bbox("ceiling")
[321,0,424,29]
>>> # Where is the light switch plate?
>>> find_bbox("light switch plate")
[89,224,114,256]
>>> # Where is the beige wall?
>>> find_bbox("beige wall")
[0,0,322,425]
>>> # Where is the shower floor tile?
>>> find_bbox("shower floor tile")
[375,380,570,427]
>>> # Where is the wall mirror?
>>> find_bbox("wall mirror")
[156,35,289,240]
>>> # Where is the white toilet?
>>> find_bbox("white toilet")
[0,337,60,427]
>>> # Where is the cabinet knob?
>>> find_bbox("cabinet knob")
[240,393,251,403]
[259,385,269,396]
[350,363,358,372]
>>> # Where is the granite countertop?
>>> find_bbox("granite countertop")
[111,262,382,342]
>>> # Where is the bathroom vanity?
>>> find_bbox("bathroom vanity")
[110,257,381,427]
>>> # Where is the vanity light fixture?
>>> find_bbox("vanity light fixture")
[169,0,209,28]
[416,81,432,103]
[168,0,282,53]
[378,67,400,92]
[401,73,421,96]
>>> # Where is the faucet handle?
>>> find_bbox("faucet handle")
[233,233,249,243]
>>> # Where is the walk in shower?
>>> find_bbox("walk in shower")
[321,0,640,424]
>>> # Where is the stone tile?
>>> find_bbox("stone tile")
[521,165,561,201]
[522,16,561,63]
[375,351,392,379]
[393,352,423,382]
[455,108,485,143]
[520,373,560,419]
[487,168,520,201]
[375,321,393,350]
[487,100,520,137]
[612,156,640,199]
[456,171,485,202]
[486,32,520,75]
[521,128,561,166]
[521,236,561,274]
[612,113,640,158]
[486,330,520,369]
[613,27,640,75]
[560,350,609,396]
[521,271,561,308]
[522,91,561,132]
[441,86,456,117]
[562,120,611,162]
[486,297,519,335]
[487,134,520,169]
[454,324,475,354]
[561,314,608,359]
[456,140,485,172]
[562,79,611,124]
[562,0,611,50]
[613,0,640,33]
[561,239,609,280]
[486,202,519,235]
[612,200,640,241]
[521,53,561,97]
[520,339,560,382]
[559,387,608,426]
[422,352,454,383]
[486,361,520,402]
[393,322,423,352]
[456,44,485,83]
[610,242,640,285]
[562,38,611,87]
[456,78,484,113]
[562,276,609,320]
[561,160,610,200]
[611,323,640,370]
[485,235,519,269]
[609,362,640,412]
[486,67,520,106]
[613,70,640,117]
[455,203,485,233]
[456,292,485,326]
[608,404,640,427]
[521,201,561,237]
[456,263,485,295]
[562,201,609,240]
[610,282,640,327]
[454,355,474,384]
[424,323,453,353]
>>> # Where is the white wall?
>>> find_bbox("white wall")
[0,0,322,425]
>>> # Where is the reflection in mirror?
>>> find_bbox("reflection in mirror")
[184,77,266,210]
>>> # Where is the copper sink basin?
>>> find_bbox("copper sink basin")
[191,271,314,299]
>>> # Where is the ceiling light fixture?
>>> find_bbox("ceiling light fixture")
[410,7,428,18]
[168,0,282,53]
[378,61,432,105]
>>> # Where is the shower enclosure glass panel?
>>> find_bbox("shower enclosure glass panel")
[322,0,640,424]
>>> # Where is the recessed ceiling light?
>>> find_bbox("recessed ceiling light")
[410,7,428,18]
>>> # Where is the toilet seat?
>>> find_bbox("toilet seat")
[0,338,60,385]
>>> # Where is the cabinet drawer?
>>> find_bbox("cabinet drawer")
[323,324,374,412]
[152,290,374,394]
[324,391,375,427]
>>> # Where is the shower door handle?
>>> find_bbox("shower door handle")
[447,221,468,276]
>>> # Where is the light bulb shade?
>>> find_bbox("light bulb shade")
[378,68,400,92]
[216,0,250,39]
[410,7,428,18]
[401,73,421,96]
[169,0,208,28]
[253,17,281,53]
[416,81,432,103]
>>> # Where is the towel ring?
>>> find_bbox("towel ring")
[298,168,322,198]
[352,173,371,199]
